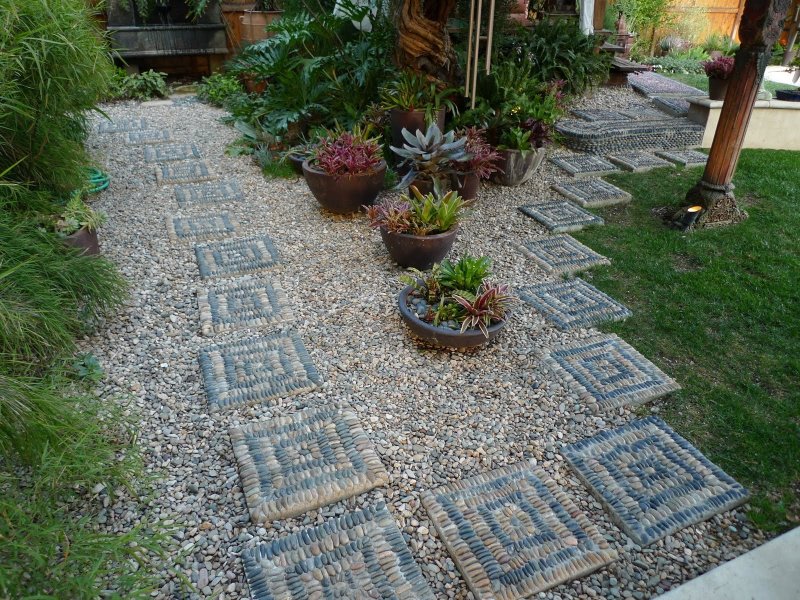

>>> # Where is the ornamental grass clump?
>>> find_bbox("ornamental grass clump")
[703,56,735,79]
[309,131,384,176]
[366,185,467,235]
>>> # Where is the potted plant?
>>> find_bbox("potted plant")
[284,141,314,175]
[390,123,468,194]
[365,184,467,269]
[397,255,516,349]
[492,118,552,186]
[53,192,107,256]
[303,130,386,214]
[703,56,734,101]
[240,0,283,45]
[452,127,502,201]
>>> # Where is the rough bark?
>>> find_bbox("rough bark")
[396,0,460,83]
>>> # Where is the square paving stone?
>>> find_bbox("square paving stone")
[241,503,435,600]
[552,179,632,208]
[421,460,618,599]
[174,179,244,207]
[571,109,629,122]
[519,278,631,330]
[195,235,279,279]
[155,160,214,185]
[197,277,293,335]
[606,151,674,172]
[629,72,705,98]
[652,96,690,118]
[550,154,621,178]
[519,201,604,233]
[563,416,750,546]
[198,332,321,410]
[543,334,680,411]
[124,129,172,145]
[230,408,389,522]
[655,149,708,167]
[144,142,202,163]
[522,235,610,275]
[167,212,238,243]
[97,117,148,133]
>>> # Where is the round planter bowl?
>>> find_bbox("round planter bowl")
[380,226,457,270]
[491,147,546,186]
[398,286,508,349]
[452,171,480,202]
[287,153,306,175]
[64,226,100,256]
[708,77,729,101]
[302,160,387,214]
[390,108,446,148]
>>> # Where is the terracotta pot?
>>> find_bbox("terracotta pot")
[452,171,480,201]
[64,226,100,256]
[490,147,546,186]
[389,108,446,149]
[708,77,729,101]
[302,160,386,214]
[240,10,283,44]
[379,226,458,270]
[398,285,509,349]
[287,153,306,175]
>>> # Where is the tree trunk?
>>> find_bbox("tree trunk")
[396,0,460,83]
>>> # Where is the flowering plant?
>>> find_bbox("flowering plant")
[703,56,735,80]
[309,132,383,176]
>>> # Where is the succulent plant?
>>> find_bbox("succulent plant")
[309,131,383,176]
[458,127,502,179]
[390,123,468,189]
[366,184,467,235]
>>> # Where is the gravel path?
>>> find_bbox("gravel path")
[84,88,766,600]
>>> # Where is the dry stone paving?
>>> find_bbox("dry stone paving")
[144,142,203,163]
[197,277,293,336]
[522,234,610,274]
[550,154,621,178]
[518,278,632,330]
[655,149,709,167]
[230,408,389,522]
[552,178,632,208]
[198,332,321,410]
[195,235,280,279]
[543,334,681,411]
[97,116,148,133]
[518,201,604,233]
[241,504,436,600]
[155,159,214,185]
[174,179,245,207]
[167,212,238,243]
[629,72,706,98]
[607,151,674,173]
[422,460,618,599]
[563,417,750,546]
[124,129,172,145]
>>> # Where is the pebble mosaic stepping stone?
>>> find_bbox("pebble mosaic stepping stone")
[518,278,631,330]
[543,334,680,411]
[629,72,705,98]
[519,201,604,233]
[195,235,279,279]
[167,212,237,243]
[522,235,610,275]
[620,105,673,121]
[607,151,674,172]
[653,96,690,118]
[555,118,704,154]
[124,129,172,145]
[552,179,632,208]
[421,460,618,599]
[198,332,320,410]
[230,408,389,522]
[655,149,708,167]
[563,416,749,546]
[550,154,620,178]
[155,160,214,185]
[144,142,202,163]
[197,277,293,335]
[174,179,244,207]
[97,117,148,133]
[571,108,629,122]
[242,503,435,600]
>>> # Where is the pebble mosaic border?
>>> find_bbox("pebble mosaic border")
[519,201,604,233]
[124,129,172,145]
[522,235,610,275]
[552,179,632,208]
[563,416,750,545]
[197,277,293,336]
[654,149,709,167]
[97,117,148,133]
[144,143,202,163]
[195,235,280,279]
[174,180,245,207]
[652,97,690,118]
[621,105,673,121]
[550,154,621,178]
[571,109,629,122]
[422,460,618,599]
[629,72,705,98]
[155,160,214,185]
[230,408,389,522]
[241,503,436,600]
[606,151,674,173]
[519,278,632,330]
[167,213,238,243]
[555,119,704,154]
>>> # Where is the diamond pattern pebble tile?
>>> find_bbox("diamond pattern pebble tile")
[552,179,632,208]
[124,129,172,145]
[522,235,610,275]
[230,408,389,522]
[629,72,705,97]
[198,332,320,410]
[97,117,148,133]
[242,504,435,600]
[519,201,604,233]
[197,277,293,335]
[167,213,238,243]
[550,154,621,178]
[571,109,629,122]
[144,143,202,163]
[607,151,674,172]
[519,278,631,330]
[655,149,708,167]
[543,334,680,411]
[174,180,244,207]
[563,416,750,545]
[195,235,279,279]
[155,160,214,185]
[653,96,690,118]
[421,460,618,599]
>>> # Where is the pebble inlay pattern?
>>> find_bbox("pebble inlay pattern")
[655,149,709,167]
[563,416,750,546]
[167,213,238,243]
[621,105,673,121]
[195,235,280,279]
[197,278,293,335]
[422,460,618,599]
[518,278,632,330]
[550,154,621,178]
[543,334,680,411]
[198,332,321,410]
[519,201,604,233]
[124,129,172,145]
[230,408,389,522]
[144,143,203,163]
[572,109,629,122]
[522,235,610,275]
[555,119,704,154]
[97,117,148,133]
[629,72,705,97]
[607,151,674,172]
[241,504,436,600]
[155,160,214,185]
[653,97,690,118]
[174,180,244,208]
[552,179,632,208]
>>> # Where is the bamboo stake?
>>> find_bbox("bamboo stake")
[471,0,484,109]
[465,0,476,97]
[485,0,496,74]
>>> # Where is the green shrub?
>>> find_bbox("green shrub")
[197,72,244,107]
[109,68,170,101]
[641,47,709,74]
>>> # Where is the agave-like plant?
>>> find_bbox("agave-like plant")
[453,282,515,337]
[390,123,468,189]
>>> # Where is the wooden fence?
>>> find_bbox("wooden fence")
[668,0,745,40]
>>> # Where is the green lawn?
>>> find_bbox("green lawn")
[571,150,800,532]
[663,71,796,96]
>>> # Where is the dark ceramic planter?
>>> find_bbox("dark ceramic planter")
[64,226,100,256]
[776,89,800,102]
[490,147,546,186]
[390,108,446,148]
[452,171,480,201]
[303,160,386,214]
[287,153,306,175]
[398,286,509,349]
[708,77,729,101]
[379,226,457,269]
